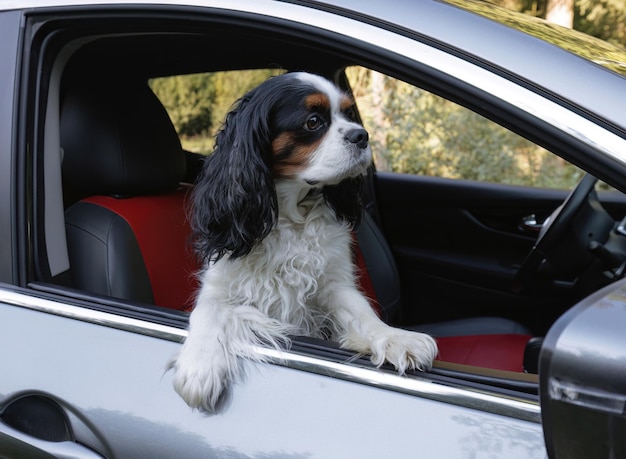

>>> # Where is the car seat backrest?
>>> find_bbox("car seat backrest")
[353,212,402,322]
[61,79,199,310]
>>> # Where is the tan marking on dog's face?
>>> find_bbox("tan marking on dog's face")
[272,132,324,178]
[304,93,331,111]
[270,91,333,178]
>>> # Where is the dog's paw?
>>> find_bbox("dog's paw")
[169,342,235,412]
[342,326,438,374]
[372,328,438,373]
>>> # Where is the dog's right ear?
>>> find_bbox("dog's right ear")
[190,90,278,263]
[323,175,364,228]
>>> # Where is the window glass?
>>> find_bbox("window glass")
[346,66,584,189]
[150,69,285,154]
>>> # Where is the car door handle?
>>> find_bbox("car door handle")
[0,422,105,459]
[0,394,105,458]
[520,214,545,233]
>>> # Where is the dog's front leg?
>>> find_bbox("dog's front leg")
[327,286,438,373]
[170,286,237,412]
[171,281,290,412]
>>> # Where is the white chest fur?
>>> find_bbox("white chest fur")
[202,188,354,337]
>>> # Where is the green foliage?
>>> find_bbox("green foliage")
[347,66,583,189]
[210,69,284,132]
[150,69,284,154]
[485,0,626,49]
[576,0,626,48]
[150,74,215,137]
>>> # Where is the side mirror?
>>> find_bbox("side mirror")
[540,278,626,458]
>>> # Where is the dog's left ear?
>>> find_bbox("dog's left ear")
[190,88,278,263]
[323,175,364,228]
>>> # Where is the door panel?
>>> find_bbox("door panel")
[374,171,616,334]
[0,291,546,459]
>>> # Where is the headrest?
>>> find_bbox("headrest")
[61,81,186,196]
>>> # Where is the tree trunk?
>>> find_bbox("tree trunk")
[369,70,390,171]
[546,0,574,28]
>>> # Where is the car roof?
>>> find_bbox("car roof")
[2,0,625,133]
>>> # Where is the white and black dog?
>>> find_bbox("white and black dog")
[171,72,437,411]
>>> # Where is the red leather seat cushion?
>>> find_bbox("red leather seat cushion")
[436,334,530,372]
[83,187,199,310]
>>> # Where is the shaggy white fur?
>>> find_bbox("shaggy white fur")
[172,180,437,411]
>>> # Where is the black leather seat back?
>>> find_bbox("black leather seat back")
[61,80,198,309]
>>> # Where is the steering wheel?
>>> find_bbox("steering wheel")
[512,173,598,292]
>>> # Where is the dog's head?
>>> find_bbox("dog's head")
[266,72,372,185]
[192,72,372,262]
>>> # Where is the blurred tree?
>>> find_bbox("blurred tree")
[210,69,283,136]
[575,0,626,47]
[346,66,583,189]
[546,0,574,27]
[150,73,215,137]
[151,69,283,153]
[489,0,626,47]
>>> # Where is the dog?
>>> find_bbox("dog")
[170,72,437,411]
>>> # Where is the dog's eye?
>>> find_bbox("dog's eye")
[305,115,324,131]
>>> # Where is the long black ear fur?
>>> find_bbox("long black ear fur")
[190,90,278,263]
[323,175,364,229]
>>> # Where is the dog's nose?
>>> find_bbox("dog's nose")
[345,128,369,149]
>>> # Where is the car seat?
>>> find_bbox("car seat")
[61,80,199,310]
[60,78,533,371]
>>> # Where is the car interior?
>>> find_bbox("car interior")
[27,15,626,397]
